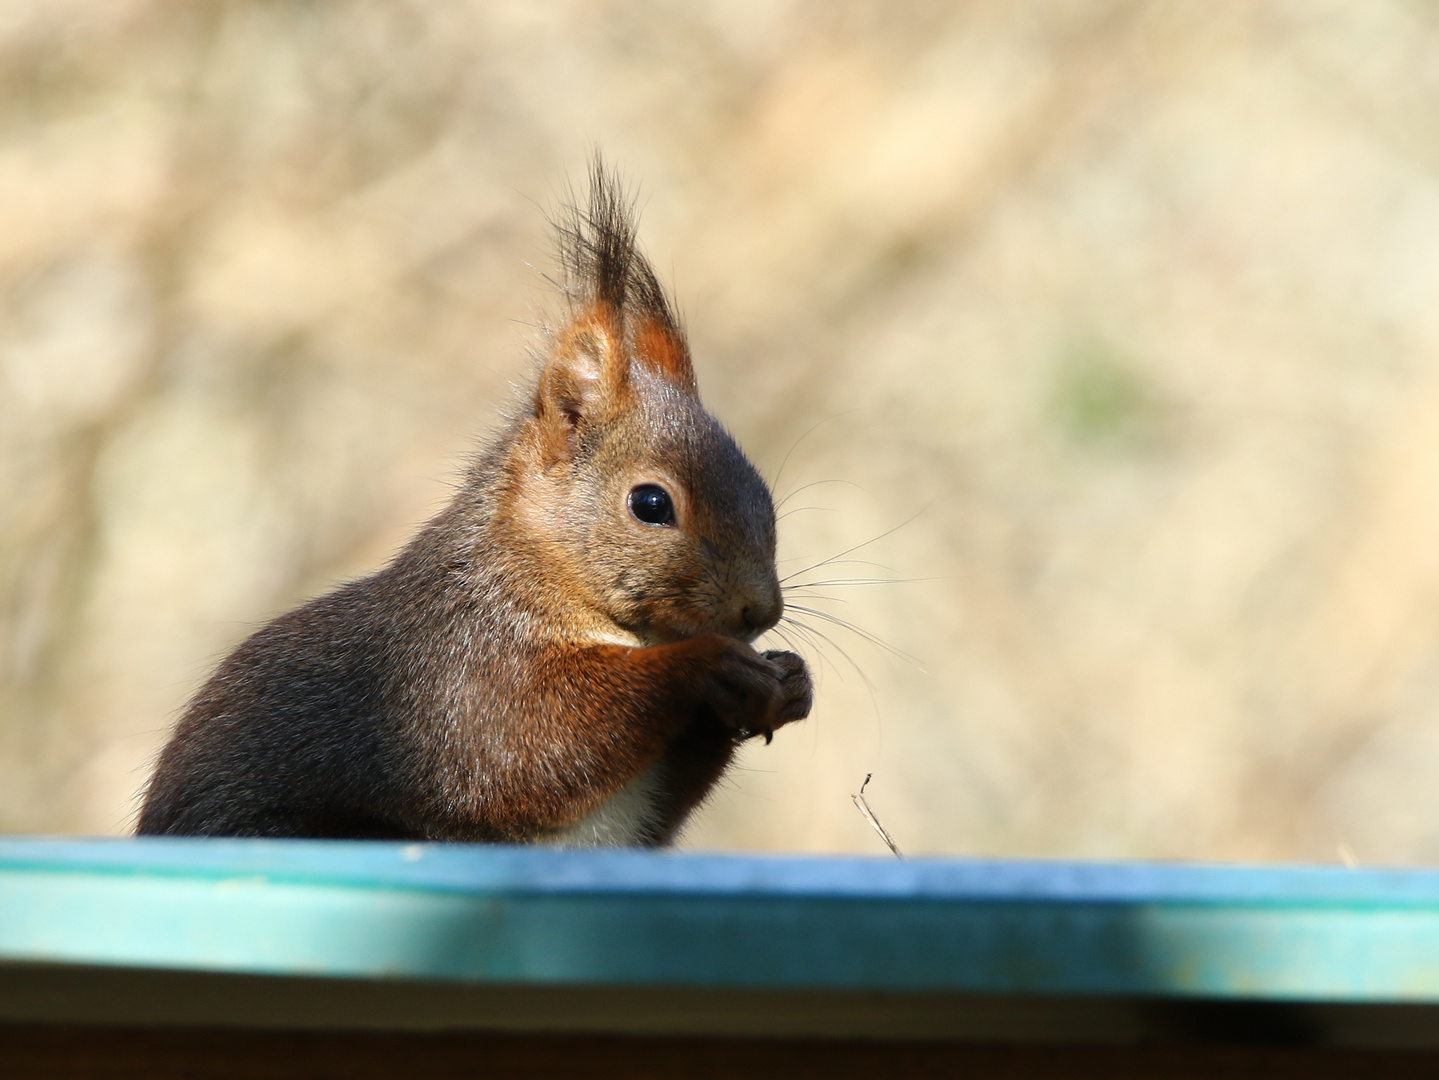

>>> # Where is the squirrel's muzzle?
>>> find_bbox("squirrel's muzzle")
[733,575,783,641]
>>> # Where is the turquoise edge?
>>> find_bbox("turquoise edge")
[2,838,1439,1002]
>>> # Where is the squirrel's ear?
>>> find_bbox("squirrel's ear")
[634,315,697,396]
[535,308,631,464]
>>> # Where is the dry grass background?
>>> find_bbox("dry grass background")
[5,1,1439,862]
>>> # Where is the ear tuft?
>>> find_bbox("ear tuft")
[552,155,697,395]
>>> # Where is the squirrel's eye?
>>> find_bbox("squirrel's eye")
[628,484,675,527]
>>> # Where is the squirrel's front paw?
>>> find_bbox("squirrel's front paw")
[700,641,811,745]
[762,649,813,730]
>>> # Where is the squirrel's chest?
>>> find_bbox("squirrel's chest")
[539,764,665,848]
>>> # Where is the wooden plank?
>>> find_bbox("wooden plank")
[3,1025,1439,1080]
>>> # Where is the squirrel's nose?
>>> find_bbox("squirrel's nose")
[740,589,783,638]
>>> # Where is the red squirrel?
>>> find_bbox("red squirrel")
[136,164,813,846]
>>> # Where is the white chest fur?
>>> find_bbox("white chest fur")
[539,764,665,847]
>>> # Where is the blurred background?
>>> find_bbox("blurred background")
[5,1,1439,863]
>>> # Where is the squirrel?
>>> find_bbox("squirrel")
[135,163,813,846]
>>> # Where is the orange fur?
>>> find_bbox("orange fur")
[634,316,696,393]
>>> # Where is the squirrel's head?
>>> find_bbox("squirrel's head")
[502,163,781,646]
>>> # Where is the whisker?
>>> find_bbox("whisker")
[770,413,859,493]
[775,478,864,512]
[782,616,880,700]
[784,605,923,670]
[776,615,825,654]
[784,576,934,589]
[778,555,895,570]
[776,505,838,523]
[760,623,802,655]
[778,506,929,585]
[776,613,827,652]
[779,616,849,678]
[782,591,851,605]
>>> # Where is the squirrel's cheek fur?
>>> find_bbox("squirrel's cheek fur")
[135,160,811,846]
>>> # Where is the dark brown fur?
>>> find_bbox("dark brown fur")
[136,163,812,845]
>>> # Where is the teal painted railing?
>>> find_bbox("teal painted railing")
[2,839,1438,1001]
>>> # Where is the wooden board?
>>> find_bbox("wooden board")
[3,1025,1439,1080]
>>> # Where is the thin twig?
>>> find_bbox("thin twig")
[851,773,903,859]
